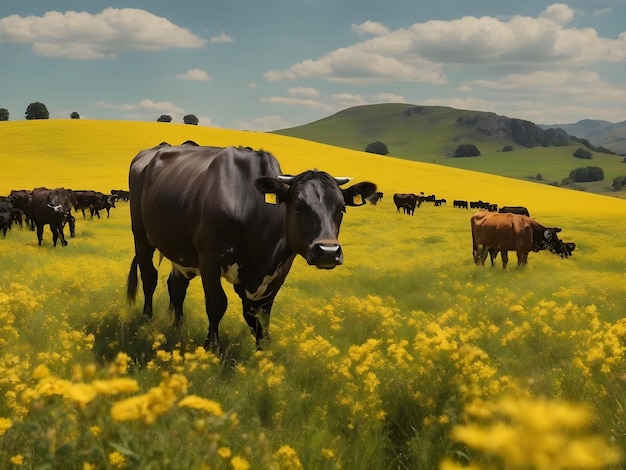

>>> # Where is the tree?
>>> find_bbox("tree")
[454,143,481,157]
[70,111,80,119]
[0,108,9,121]
[502,145,514,152]
[157,114,172,123]
[569,166,604,182]
[25,102,49,120]
[573,148,593,159]
[183,114,199,125]
[612,176,626,191]
[365,141,389,155]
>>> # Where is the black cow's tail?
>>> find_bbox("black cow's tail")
[127,256,139,304]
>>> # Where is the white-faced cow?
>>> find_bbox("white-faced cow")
[30,187,75,246]
[471,211,562,269]
[127,142,377,350]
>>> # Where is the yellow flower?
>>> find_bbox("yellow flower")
[218,447,232,459]
[230,455,250,470]
[83,463,96,470]
[272,445,303,470]
[108,451,126,468]
[10,454,23,465]
[0,417,13,435]
[89,426,101,437]
[178,395,224,416]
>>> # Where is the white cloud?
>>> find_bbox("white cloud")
[372,93,406,103]
[331,93,367,108]
[261,96,331,110]
[234,115,289,132]
[97,98,184,115]
[176,68,211,81]
[287,87,320,97]
[0,8,205,59]
[352,21,390,36]
[210,31,233,44]
[264,3,626,85]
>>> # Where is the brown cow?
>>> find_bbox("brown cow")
[471,211,562,269]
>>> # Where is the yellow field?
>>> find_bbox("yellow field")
[1,120,625,469]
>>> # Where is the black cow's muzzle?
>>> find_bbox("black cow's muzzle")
[307,242,343,269]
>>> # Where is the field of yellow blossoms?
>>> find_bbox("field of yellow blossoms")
[1,120,625,469]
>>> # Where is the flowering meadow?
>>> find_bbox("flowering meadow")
[1,120,625,469]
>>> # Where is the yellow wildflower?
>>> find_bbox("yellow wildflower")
[0,417,13,435]
[178,395,224,416]
[218,447,232,459]
[230,455,250,470]
[272,445,303,470]
[10,454,23,465]
[108,451,126,468]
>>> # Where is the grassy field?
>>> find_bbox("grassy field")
[1,120,625,469]
[273,103,626,199]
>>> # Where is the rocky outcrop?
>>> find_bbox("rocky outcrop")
[457,112,570,147]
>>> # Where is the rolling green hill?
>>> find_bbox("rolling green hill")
[273,104,626,198]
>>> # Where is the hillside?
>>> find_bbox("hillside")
[272,104,626,198]
[540,119,626,155]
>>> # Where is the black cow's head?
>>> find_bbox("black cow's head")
[534,227,562,252]
[255,171,376,269]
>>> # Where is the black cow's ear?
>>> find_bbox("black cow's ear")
[254,176,289,204]
[342,182,377,206]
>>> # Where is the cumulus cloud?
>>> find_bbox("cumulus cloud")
[372,93,406,103]
[210,31,233,44]
[234,115,290,132]
[97,98,184,115]
[264,3,626,85]
[261,96,332,110]
[0,8,205,59]
[176,68,211,81]
[287,86,320,97]
[352,21,390,36]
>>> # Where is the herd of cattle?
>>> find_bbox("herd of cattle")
[0,140,579,351]
[373,190,576,265]
[0,188,129,246]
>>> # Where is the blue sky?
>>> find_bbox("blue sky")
[1,1,624,130]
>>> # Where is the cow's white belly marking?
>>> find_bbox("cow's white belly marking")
[172,261,281,302]
[171,262,200,279]
[221,263,241,284]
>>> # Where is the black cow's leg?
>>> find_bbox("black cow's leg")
[136,244,158,320]
[36,224,44,245]
[167,269,190,328]
[199,261,228,351]
[240,296,275,349]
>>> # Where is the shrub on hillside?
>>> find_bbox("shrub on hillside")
[573,148,593,159]
[454,143,481,157]
[183,114,199,125]
[157,115,172,123]
[612,176,626,191]
[502,145,514,152]
[0,108,9,121]
[568,166,604,182]
[365,141,389,155]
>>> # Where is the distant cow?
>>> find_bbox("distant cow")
[471,211,562,269]
[499,206,530,217]
[434,198,446,206]
[30,187,74,246]
[127,143,376,350]
[366,191,383,205]
[111,189,130,202]
[552,241,576,258]
[71,190,116,218]
[453,200,468,209]
[393,193,419,215]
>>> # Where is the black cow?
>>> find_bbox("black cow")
[366,191,383,205]
[393,193,419,215]
[9,190,32,228]
[0,209,12,237]
[72,190,116,218]
[499,206,530,217]
[127,143,376,350]
[111,189,130,202]
[30,187,74,246]
[453,200,468,209]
